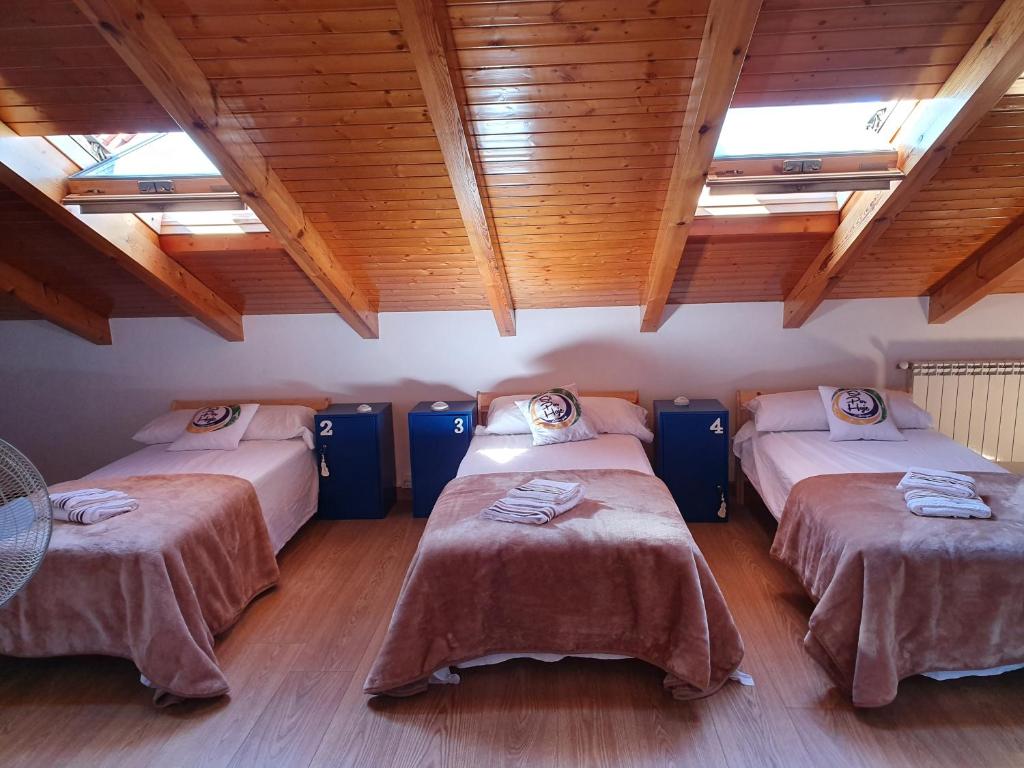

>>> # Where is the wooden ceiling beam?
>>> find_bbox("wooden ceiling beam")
[928,214,1024,323]
[783,0,1024,328]
[0,260,111,345]
[641,0,763,332]
[0,122,243,341]
[74,0,379,339]
[396,0,515,336]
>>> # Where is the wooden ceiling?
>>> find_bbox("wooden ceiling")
[1,0,1023,341]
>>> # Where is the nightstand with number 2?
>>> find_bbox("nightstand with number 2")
[654,399,730,523]
[315,403,396,519]
[408,401,477,518]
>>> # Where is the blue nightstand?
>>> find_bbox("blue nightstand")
[315,403,396,519]
[654,399,729,523]
[408,400,477,518]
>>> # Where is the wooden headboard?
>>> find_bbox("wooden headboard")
[171,397,331,411]
[477,389,639,425]
[736,389,771,429]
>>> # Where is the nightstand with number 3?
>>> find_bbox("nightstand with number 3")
[408,400,477,518]
[654,399,730,523]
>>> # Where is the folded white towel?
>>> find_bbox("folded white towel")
[898,468,978,498]
[904,489,991,519]
[507,479,581,503]
[49,488,139,525]
[482,482,584,525]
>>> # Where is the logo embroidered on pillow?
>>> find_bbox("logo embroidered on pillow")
[527,388,582,431]
[830,388,888,426]
[187,405,241,433]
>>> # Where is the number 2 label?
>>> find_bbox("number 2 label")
[709,417,724,435]
[453,417,465,435]
[319,420,333,437]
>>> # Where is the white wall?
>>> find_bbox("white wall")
[1,296,1023,484]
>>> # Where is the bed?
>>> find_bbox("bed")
[734,388,1024,707]
[364,390,744,700]
[0,397,322,704]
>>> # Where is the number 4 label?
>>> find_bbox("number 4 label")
[709,417,724,435]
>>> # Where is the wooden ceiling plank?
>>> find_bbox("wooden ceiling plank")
[396,0,515,336]
[73,0,379,339]
[641,0,764,332]
[783,0,1024,328]
[0,121,243,341]
[928,214,1024,322]
[0,259,111,344]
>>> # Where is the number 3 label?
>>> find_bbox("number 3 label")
[709,417,724,435]
[453,417,465,435]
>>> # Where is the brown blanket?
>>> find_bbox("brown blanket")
[365,469,743,699]
[0,474,279,704]
[773,472,1024,707]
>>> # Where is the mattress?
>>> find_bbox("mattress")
[733,422,1006,521]
[85,439,318,553]
[457,432,654,477]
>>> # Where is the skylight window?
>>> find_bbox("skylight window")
[59,132,259,232]
[73,133,219,178]
[713,101,906,158]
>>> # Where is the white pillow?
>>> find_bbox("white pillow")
[167,404,260,452]
[747,390,828,432]
[746,389,933,432]
[132,409,192,444]
[889,390,934,429]
[515,385,597,446]
[819,387,905,442]
[243,405,316,449]
[484,394,533,434]
[582,397,653,443]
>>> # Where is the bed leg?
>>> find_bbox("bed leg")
[735,473,746,508]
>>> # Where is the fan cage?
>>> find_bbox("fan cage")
[0,439,52,607]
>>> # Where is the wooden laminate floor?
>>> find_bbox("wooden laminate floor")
[1,501,1022,768]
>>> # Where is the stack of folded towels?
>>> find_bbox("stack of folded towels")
[481,479,584,525]
[49,488,139,525]
[897,467,991,519]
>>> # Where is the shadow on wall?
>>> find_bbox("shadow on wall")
[9,324,1023,486]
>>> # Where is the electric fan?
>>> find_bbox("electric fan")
[0,439,52,607]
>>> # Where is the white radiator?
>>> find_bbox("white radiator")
[906,361,1024,463]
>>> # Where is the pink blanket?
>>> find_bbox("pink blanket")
[773,472,1024,707]
[0,474,279,704]
[365,469,744,699]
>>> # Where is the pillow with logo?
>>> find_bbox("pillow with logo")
[167,403,260,451]
[515,385,597,446]
[747,388,933,432]
[818,387,905,442]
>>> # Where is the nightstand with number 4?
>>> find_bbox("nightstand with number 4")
[408,400,477,518]
[654,399,730,523]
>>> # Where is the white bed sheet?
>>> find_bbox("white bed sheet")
[733,422,1006,521]
[457,432,653,477]
[85,440,318,554]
